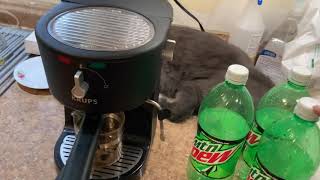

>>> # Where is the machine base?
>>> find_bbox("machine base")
[54,128,149,180]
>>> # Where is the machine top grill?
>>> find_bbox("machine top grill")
[48,7,155,51]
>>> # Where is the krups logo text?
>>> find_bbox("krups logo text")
[72,96,98,105]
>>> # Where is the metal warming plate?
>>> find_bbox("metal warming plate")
[60,135,143,179]
[48,7,155,51]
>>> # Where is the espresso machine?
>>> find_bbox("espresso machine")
[35,0,173,179]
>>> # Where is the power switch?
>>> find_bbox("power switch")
[71,70,89,99]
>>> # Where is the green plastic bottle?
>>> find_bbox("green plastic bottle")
[246,97,320,180]
[237,66,312,179]
[187,64,254,180]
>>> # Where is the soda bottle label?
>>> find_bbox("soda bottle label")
[190,126,245,179]
[242,123,263,165]
[246,124,262,146]
[246,158,284,180]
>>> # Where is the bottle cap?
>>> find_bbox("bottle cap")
[225,64,249,85]
[288,66,312,86]
[294,97,319,121]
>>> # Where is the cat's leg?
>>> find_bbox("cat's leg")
[159,85,200,123]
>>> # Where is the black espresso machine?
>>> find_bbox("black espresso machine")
[35,0,173,179]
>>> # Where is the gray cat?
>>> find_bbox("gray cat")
[159,26,274,122]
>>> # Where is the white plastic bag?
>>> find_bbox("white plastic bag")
[282,0,320,99]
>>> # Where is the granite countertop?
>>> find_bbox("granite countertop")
[0,84,196,180]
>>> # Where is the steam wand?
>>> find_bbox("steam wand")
[145,100,171,141]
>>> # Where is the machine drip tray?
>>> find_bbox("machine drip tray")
[54,129,146,179]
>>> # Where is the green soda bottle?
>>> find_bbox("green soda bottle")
[246,97,320,180]
[238,66,312,179]
[187,64,254,180]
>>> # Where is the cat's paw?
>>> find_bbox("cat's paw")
[158,109,171,120]
[159,92,196,123]
[166,112,191,123]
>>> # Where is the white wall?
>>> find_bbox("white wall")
[170,0,294,36]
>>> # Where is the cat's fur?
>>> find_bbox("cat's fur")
[159,26,274,122]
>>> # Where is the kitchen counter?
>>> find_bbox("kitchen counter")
[2,84,320,180]
[0,84,196,180]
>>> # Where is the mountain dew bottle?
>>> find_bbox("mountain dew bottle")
[187,64,254,180]
[247,97,320,180]
[238,66,312,179]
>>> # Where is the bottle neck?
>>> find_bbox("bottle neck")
[287,80,306,90]
[293,114,316,124]
[288,0,304,20]
[225,81,245,89]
